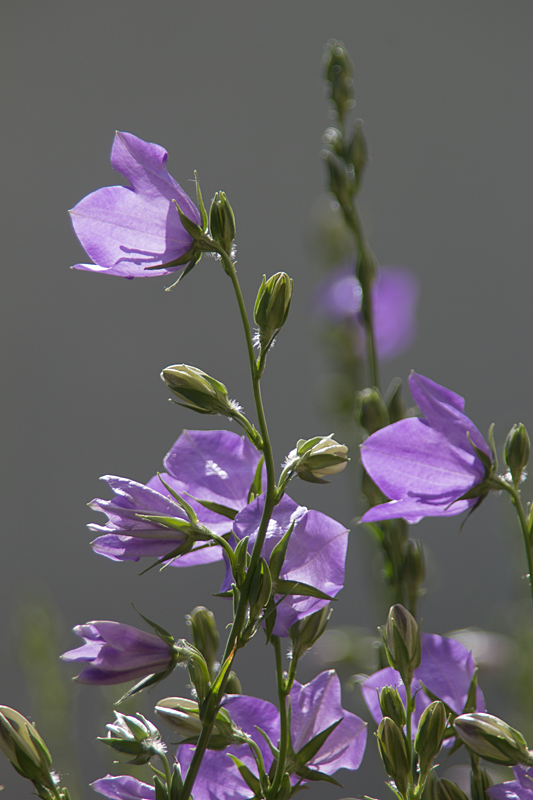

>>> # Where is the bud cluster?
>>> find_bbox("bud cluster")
[281,434,349,487]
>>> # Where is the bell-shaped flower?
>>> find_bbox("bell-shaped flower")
[488,765,533,800]
[90,429,262,566]
[70,131,201,278]
[361,631,485,736]
[61,621,176,685]
[316,265,419,360]
[360,372,492,524]
[92,774,155,800]
[220,494,348,637]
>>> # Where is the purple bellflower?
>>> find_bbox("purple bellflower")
[175,671,366,799]
[361,631,485,735]
[220,494,349,636]
[316,265,419,360]
[488,765,533,800]
[360,372,492,524]
[92,775,155,800]
[61,621,175,685]
[70,132,201,278]
[90,430,262,566]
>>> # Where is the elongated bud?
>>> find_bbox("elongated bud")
[504,423,530,486]
[0,706,56,791]
[382,604,421,686]
[378,686,406,729]
[470,766,493,800]
[347,122,368,180]
[254,272,293,354]
[355,387,388,435]
[289,606,331,662]
[98,712,166,765]
[434,778,470,800]
[376,717,409,796]
[324,151,351,207]
[285,434,349,484]
[161,365,236,416]
[454,712,533,767]
[415,701,447,777]
[324,39,354,121]
[187,607,219,676]
[209,191,236,254]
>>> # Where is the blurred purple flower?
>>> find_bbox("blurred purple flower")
[361,631,485,734]
[176,671,365,799]
[360,372,491,524]
[61,621,174,685]
[90,430,262,566]
[316,265,419,360]
[220,494,348,636]
[70,131,200,278]
[488,765,533,800]
[92,775,155,800]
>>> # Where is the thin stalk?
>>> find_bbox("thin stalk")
[157,751,172,789]
[267,637,290,800]
[503,481,533,608]
[404,681,414,794]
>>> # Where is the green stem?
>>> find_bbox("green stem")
[158,751,172,788]
[404,681,414,794]
[267,637,289,800]
[502,479,533,608]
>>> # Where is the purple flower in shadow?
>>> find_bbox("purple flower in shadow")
[316,265,419,360]
[70,132,200,278]
[176,670,365,799]
[92,775,155,800]
[361,631,485,735]
[90,430,262,567]
[220,494,348,636]
[488,765,533,800]
[61,621,174,685]
[360,372,491,524]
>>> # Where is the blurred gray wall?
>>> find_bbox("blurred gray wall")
[1,1,532,796]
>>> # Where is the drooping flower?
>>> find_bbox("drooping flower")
[90,429,262,566]
[70,131,201,278]
[219,493,348,637]
[488,765,533,800]
[316,265,419,360]
[61,621,176,685]
[92,775,155,800]
[175,671,366,799]
[361,631,485,735]
[360,372,492,524]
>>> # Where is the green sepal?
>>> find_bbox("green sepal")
[255,725,280,761]
[488,423,498,472]
[136,515,197,533]
[173,200,206,241]
[294,718,343,766]
[169,763,183,800]
[263,597,278,643]
[138,539,196,575]
[227,755,263,796]
[269,521,296,581]
[131,605,175,646]
[295,470,330,485]
[184,495,237,521]
[156,475,198,524]
[463,669,479,714]
[466,432,493,476]
[154,775,168,800]
[209,653,235,698]
[116,666,174,705]
[194,170,208,232]
[294,763,343,786]
[248,456,264,503]
[274,579,335,601]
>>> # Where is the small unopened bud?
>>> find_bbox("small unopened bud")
[504,423,530,486]
[209,191,236,254]
[434,778,470,800]
[254,272,293,354]
[99,712,165,765]
[324,151,351,207]
[347,122,368,180]
[324,40,354,120]
[0,706,55,791]
[355,387,388,434]
[161,365,235,416]
[286,435,349,484]
[415,701,447,777]
[470,766,493,800]
[289,607,331,662]
[378,686,406,729]
[376,717,409,796]
[454,712,533,767]
[187,607,219,675]
[225,671,242,695]
[383,604,421,686]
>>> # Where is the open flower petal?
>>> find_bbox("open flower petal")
[92,775,156,800]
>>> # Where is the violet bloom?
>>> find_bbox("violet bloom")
[220,494,348,636]
[360,372,491,524]
[488,765,533,800]
[316,265,419,360]
[70,131,200,278]
[92,775,155,800]
[176,671,366,799]
[361,632,485,735]
[90,429,262,567]
[61,621,175,685]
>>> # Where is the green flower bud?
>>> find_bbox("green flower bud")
[225,671,242,695]
[323,39,354,120]
[355,387,388,435]
[324,151,351,207]
[434,778,470,800]
[161,365,237,416]
[382,604,421,686]
[99,712,166,765]
[378,686,406,729]
[187,607,219,675]
[376,717,409,796]
[470,766,493,800]
[454,712,533,767]
[504,423,530,486]
[209,191,236,254]
[248,558,273,626]
[155,698,247,750]
[347,122,368,180]
[0,706,55,791]
[289,606,331,662]
[254,272,293,354]
[285,435,349,484]
[414,701,447,777]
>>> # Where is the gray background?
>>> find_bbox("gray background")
[1,1,532,796]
